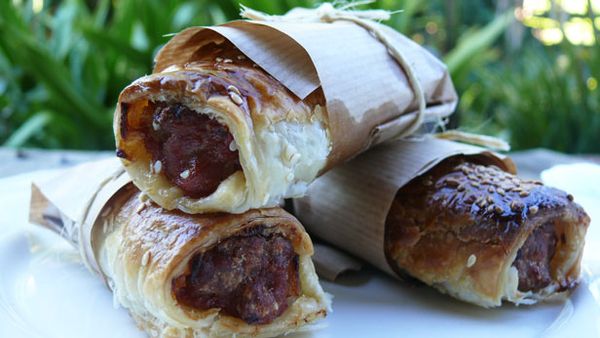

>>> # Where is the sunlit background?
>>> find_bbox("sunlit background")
[0,0,599,153]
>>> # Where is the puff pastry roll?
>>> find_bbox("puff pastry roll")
[114,23,456,214]
[115,36,328,214]
[385,157,590,307]
[33,182,330,338]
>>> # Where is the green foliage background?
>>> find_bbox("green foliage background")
[0,0,598,153]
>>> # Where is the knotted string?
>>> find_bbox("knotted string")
[241,1,426,139]
[241,2,510,151]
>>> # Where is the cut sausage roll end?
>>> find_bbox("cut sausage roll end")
[114,37,330,214]
[385,158,590,308]
[98,189,331,338]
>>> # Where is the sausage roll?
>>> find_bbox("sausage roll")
[32,182,330,338]
[114,25,456,214]
[115,34,329,214]
[385,157,590,307]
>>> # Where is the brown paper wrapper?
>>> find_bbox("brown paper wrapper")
[293,137,515,278]
[154,19,457,167]
[29,158,129,277]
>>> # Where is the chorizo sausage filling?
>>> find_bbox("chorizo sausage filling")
[512,222,557,292]
[172,226,300,325]
[143,101,241,198]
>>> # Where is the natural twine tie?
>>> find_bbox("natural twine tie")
[241,2,511,152]
[240,1,426,139]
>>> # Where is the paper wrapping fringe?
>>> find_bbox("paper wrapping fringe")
[153,3,457,168]
[29,158,129,279]
[293,137,516,279]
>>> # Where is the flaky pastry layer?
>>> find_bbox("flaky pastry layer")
[96,187,330,338]
[115,34,330,214]
[386,157,589,307]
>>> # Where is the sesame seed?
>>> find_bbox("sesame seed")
[529,205,539,215]
[223,58,233,63]
[229,140,237,152]
[477,198,487,208]
[486,205,495,213]
[467,174,477,180]
[471,181,480,188]
[215,57,223,62]
[135,203,146,214]
[497,188,505,196]
[510,200,524,211]
[519,190,530,197]
[423,179,433,186]
[486,195,494,203]
[179,170,190,179]
[141,251,151,266]
[153,160,162,174]
[445,179,460,187]
[229,92,243,105]
[467,254,477,268]
[457,184,465,192]
[101,206,112,218]
[237,55,246,60]
[494,205,503,214]
[488,186,495,193]
[290,152,301,164]
[138,193,149,203]
[227,85,241,96]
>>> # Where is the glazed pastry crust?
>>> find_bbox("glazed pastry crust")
[114,32,330,214]
[97,185,330,338]
[385,156,590,307]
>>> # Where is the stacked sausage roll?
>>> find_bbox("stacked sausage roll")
[98,185,330,337]
[115,25,456,215]
[30,169,330,338]
[115,35,329,215]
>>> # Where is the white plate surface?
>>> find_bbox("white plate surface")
[1,165,600,338]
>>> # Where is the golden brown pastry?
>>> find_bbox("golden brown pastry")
[114,25,456,215]
[115,33,328,215]
[385,157,590,307]
[32,182,330,338]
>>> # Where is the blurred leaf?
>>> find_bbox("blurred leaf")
[131,21,150,51]
[0,0,597,153]
[49,1,78,59]
[0,13,107,129]
[444,10,514,76]
[81,26,150,66]
[3,112,52,147]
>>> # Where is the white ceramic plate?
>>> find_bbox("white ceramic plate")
[1,166,600,338]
